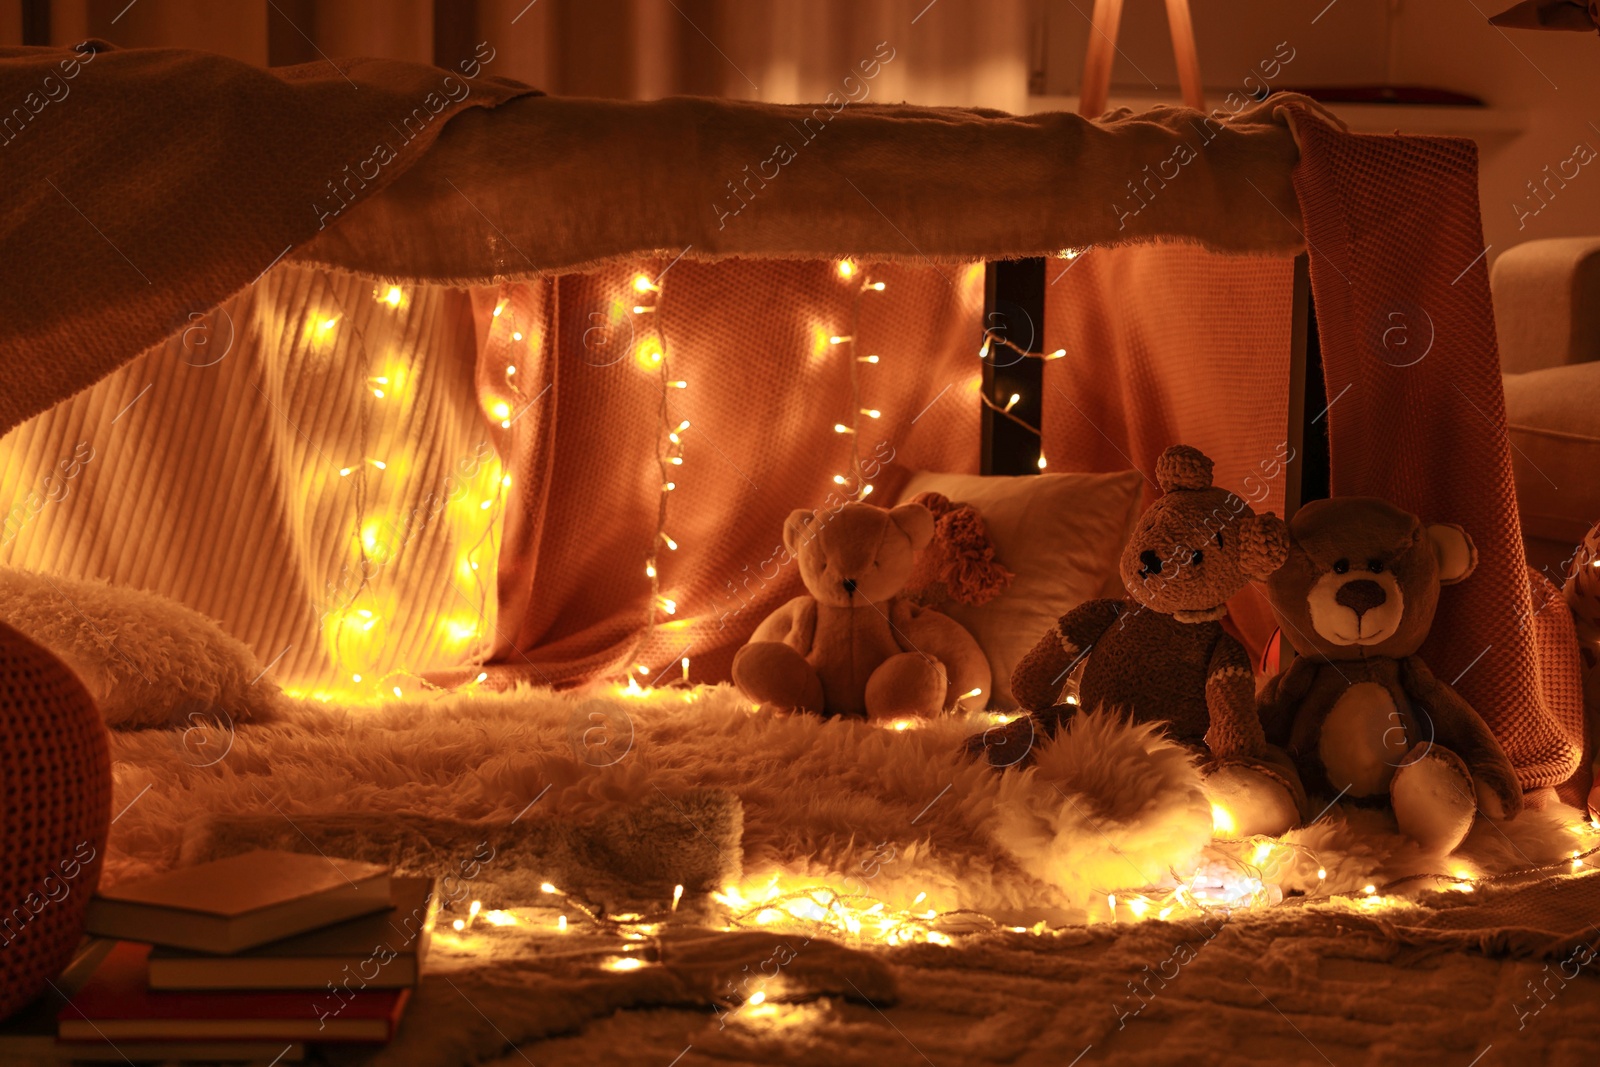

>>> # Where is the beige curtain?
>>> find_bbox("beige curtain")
[22,0,1029,109]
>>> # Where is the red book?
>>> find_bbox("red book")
[58,943,408,1044]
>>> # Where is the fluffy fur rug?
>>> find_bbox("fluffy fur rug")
[95,683,1599,1066]
[105,683,1586,916]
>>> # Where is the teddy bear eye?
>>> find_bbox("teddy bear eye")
[1213,531,1225,548]
[1368,559,1384,574]
[1333,558,1350,575]
[1190,549,1204,565]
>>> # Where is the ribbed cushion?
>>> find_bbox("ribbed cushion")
[0,620,110,1021]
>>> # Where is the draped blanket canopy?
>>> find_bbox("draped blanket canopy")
[0,43,1585,798]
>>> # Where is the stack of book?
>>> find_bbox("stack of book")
[0,850,435,1063]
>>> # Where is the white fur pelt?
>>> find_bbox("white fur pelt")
[0,566,286,728]
[102,682,1591,922]
[103,686,1215,919]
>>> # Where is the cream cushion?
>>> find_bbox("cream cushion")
[897,469,1144,708]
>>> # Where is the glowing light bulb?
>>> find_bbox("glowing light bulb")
[392,686,403,698]
[502,474,512,488]
[661,534,678,551]
[978,339,991,359]
[339,467,352,477]
[372,389,386,399]
[452,918,465,931]
[557,915,568,931]
[1211,804,1236,836]
[476,672,488,683]
[493,303,504,317]
[833,474,848,485]
[319,318,337,332]
[659,597,677,615]
[834,424,854,434]
[645,563,656,578]
[676,420,690,432]
[501,419,511,429]
[633,274,659,293]
[1005,393,1020,412]
[480,500,492,510]
[369,459,386,470]
[869,281,885,291]
[540,882,558,894]
[605,957,645,972]
[1316,868,1326,880]
[383,286,403,307]
[506,365,517,376]
[672,884,684,911]
[861,408,881,418]
[963,687,983,699]
[352,673,362,683]
[860,484,874,496]
[837,260,856,278]
[829,335,851,345]
[663,482,676,491]
[1362,884,1377,895]
[669,380,687,388]
[1046,348,1067,360]
[669,457,683,465]
[1037,455,1048,470]
[512,331,523,341]
[859,354,879,363]
[747,990,766,1006]
[681,656,690,681]
[491,401,511,420]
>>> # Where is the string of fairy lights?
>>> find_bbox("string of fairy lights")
[615,259,902,692]
[314,279,511,699]
[300,263,1600,956]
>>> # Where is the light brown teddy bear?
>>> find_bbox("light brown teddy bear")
[731,501,991,719]
[1259,497,1523,853]
[970,445,1303,837]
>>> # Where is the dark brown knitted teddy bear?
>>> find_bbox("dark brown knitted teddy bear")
[969,445,1304,837]
[1258,497,1523,853]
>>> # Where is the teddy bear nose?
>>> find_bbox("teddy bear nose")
[1335,579,1387,618]
[1138,550,1163,576]
[841,578,857,594]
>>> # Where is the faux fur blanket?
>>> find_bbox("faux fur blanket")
[96,684,1600,1065]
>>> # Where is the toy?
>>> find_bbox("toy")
[1561,519,1600,820]
[1259,497,1523,853]
[974,445,1303,837]
[731,501,991,719]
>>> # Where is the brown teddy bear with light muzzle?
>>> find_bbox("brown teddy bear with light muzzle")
[970,445,1304,837]
[1259,497,1523,853]
[732,501,991,720]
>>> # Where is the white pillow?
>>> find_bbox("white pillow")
[0,567,287,729]
[897,470,1144,707]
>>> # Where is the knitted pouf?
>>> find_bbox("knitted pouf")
[0,619,111,1021]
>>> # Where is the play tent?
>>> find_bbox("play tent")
[0,41,1585,800]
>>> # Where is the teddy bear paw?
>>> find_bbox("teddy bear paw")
[1203,761,1300,838]
[864,652,946,721]
[1390,744,1477,853]
[963,714,1042,769]
[731,641,824,714]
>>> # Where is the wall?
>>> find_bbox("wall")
[1036,0,1600,259]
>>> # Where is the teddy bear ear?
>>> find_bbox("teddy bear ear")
[887,503,935,551]
[782,508,817,555]
[1427,523,1478,585]
[1238,513,1291,580]
[1155,445,1214,493]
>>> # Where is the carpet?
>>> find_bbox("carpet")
[90,684,1600,1066]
